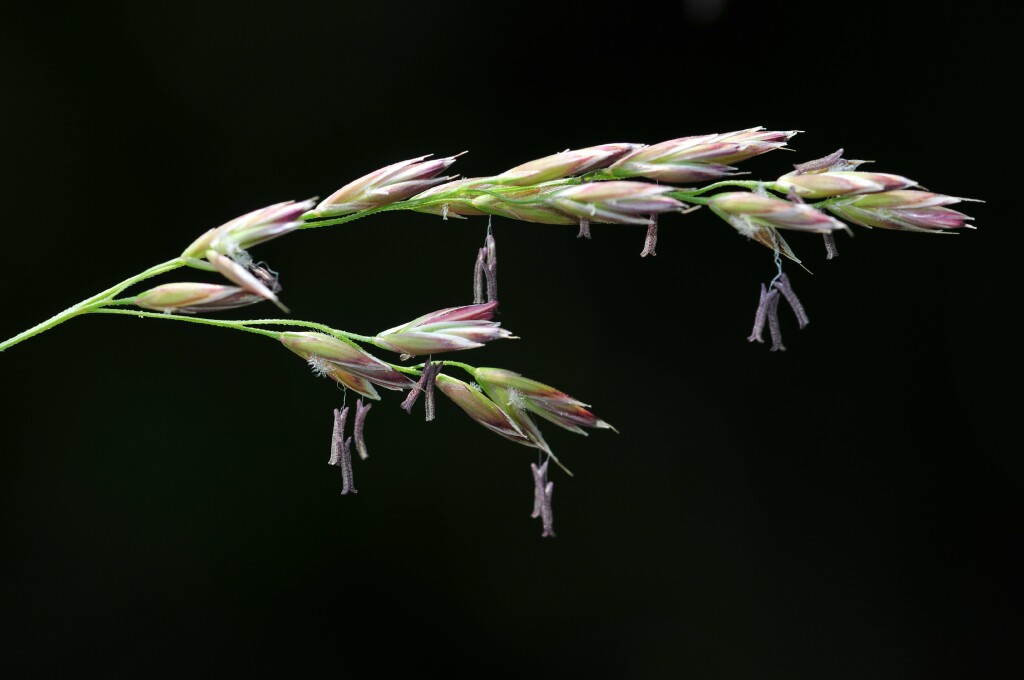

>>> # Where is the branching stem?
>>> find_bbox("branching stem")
[0,177,835,354]
[90,309,469,379]
[0,258,184,352]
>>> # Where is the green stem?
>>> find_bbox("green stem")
[676,180,782,197]
[0,258,185,352]
[388,364,424,376]
[299,202,425,229]
[90,309,465,378]
[676,195,713,206]
[91,310,379,345]
[227,318,381,347]
[439,360,477,377]
[94,308,283,340]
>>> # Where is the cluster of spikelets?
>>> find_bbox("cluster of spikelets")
[126,127,975,536]
[139,126,975,317]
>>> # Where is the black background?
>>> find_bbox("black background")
[0,1,1015,676]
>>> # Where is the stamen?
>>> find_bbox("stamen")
[485,230,498,303]
[540,481,555,538]
[400,385,421,413]
[577,218,591,239]
[354,399,372,461]
[251,263,282,293]
[473,247,487,304]
[747,283,769,343]
[640,215,658,258]
[329,406,349,466]
[772,273,809,329]
[340,436,357,495]
[823,232,839,260]
[482,258,497,305]
[530,459,549,519]
[765,288,785,351]
[403,361,442,420]
[423,361,440,422]
[792,148,845,174]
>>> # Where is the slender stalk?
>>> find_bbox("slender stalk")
[93,310,378,345]
[386,364,424,376]
[439,360,477,377]
[0,258,184,352]
[90,309,447,377]
[94,308,283,340]
[299,202,426,229]
[227,318,380,346]
[676,180,779,196]
[675,195,713,206]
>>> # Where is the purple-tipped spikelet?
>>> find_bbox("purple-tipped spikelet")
[179,201,300,312]
[825,190,976,232]
[775,171,916,199]
[607,128,797,183]
[434,374,531,446]
[709,192,845,261]
[209,200,315,253]
[375,301,514,357]
[133,282,264,314]
[281,331,413,399]
[546,181,685,226]
[491,143,641,185]
[314,154,460,216]
[474,368,614,436]
[182,199,315,261]
[709,192,846,233]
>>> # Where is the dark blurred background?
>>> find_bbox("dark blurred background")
[0,1,1014,676]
